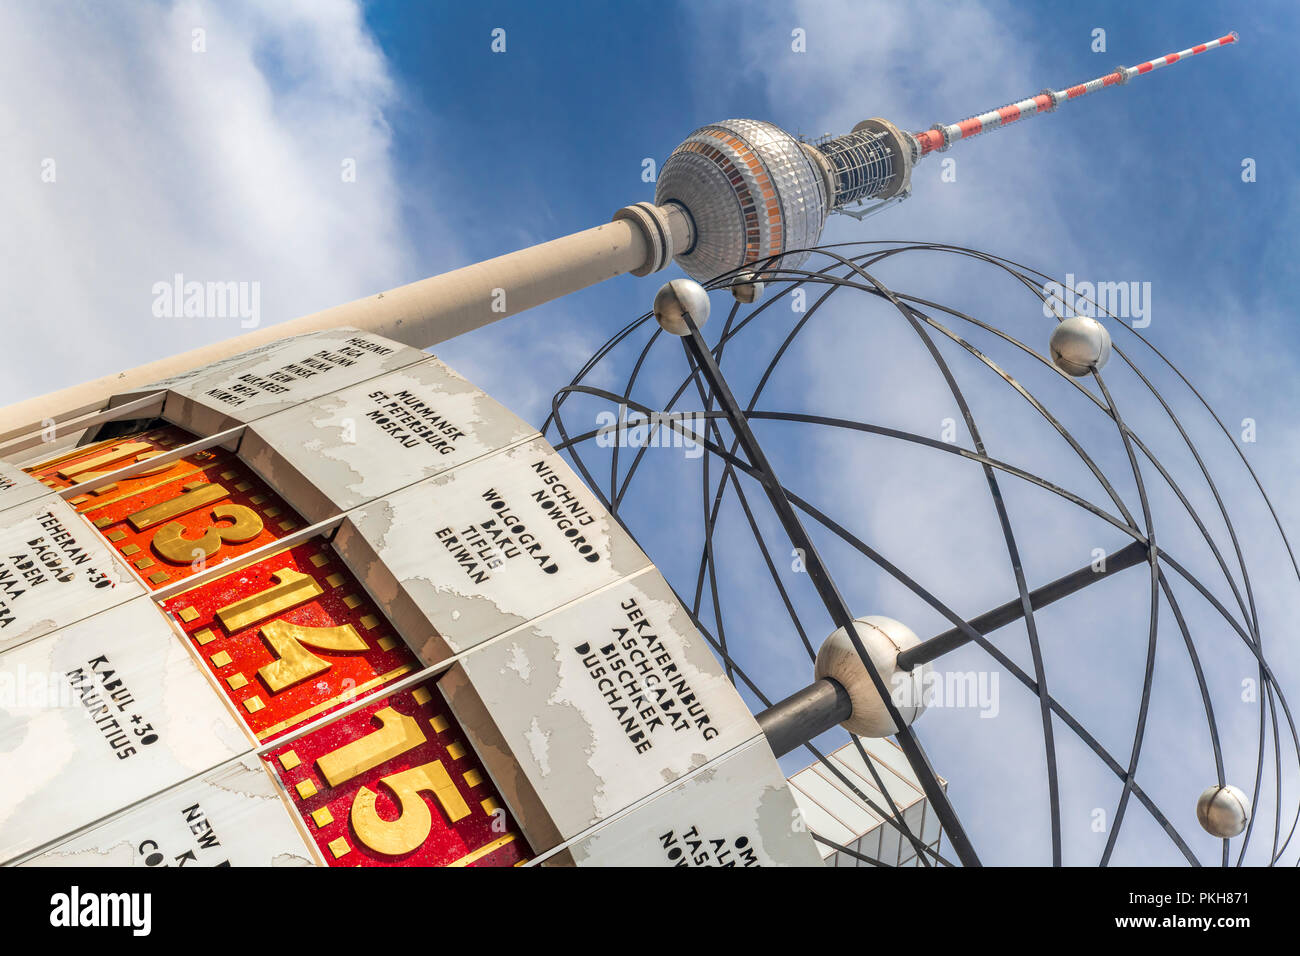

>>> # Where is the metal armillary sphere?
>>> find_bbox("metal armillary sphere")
[543,240,1300,867]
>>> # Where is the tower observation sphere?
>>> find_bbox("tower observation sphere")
[655,119,831,284]
[655,117,917,284]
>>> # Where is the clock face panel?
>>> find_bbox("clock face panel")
[25,425,196,493]
[160,536,420,743]
[77,449,306,592]
[262,680,532,867]
[1,332,812,869]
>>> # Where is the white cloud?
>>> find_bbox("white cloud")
[0,0,431,405]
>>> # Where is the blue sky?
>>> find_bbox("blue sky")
[362,0,1300,864]
[356,0,1298,426]
[2,0,1297,865]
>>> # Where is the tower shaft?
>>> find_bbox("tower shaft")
[0,203,692,443]
[3,32,1240,437]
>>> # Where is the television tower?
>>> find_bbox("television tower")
[0,28,1266,872]
[654,31,1239,281]
[0,32,1238,441]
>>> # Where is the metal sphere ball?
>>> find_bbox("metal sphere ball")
[814,616,928,737]
[1049,316,1112,376]
[653,279,711,336]
[730,271,765,304]
[1197,784,1251,838]
[656,118,828,283]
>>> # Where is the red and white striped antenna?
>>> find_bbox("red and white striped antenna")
[913,32,1239,156]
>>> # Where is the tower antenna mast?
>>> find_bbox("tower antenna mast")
[913,32,1239,156]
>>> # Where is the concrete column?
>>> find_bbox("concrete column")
[0,203,694,441]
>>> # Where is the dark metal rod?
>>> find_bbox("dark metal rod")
[680,315,983,867]
[757,678,853,758]
[897,540,1149,671]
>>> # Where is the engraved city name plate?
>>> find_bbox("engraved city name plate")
[440,568,762,850]
[333,437,651,665]
[104,333,323,410]
[262,680,532,867]
[0,598,249,863]
[159,535,419,743]
[0,496,142,656]
[546,739,824,867]
[241,356,538,523]
[0,462,53,513]
[151,329,427,436]
[19,754,316,867]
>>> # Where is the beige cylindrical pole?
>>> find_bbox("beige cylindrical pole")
[0,203,692,442]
